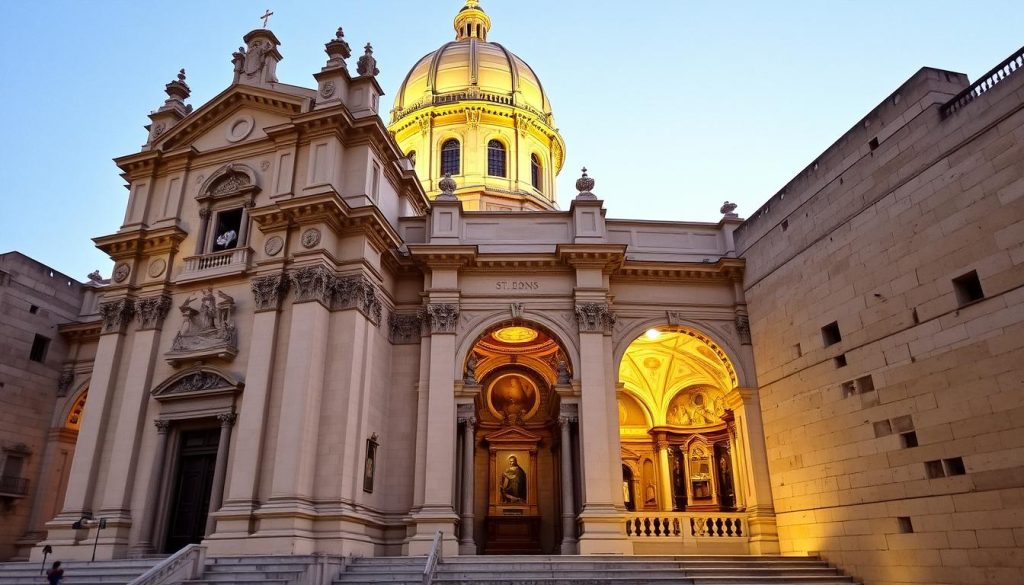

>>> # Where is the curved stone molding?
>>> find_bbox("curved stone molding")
[388,312,422,344]
[334,274,383,325]
[135,295,173,330]
[575,303,615,334]
[289,265,334,306]
[99,298,135,333]
[251,273,289,312]
[196,163,260,202]
[151,366,244,402]
[424,303,459,334]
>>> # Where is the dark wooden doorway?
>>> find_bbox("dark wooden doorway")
[164,428,219,553]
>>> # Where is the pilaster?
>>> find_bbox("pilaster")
[725,387,779,554]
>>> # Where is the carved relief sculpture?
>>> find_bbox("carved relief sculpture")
[99,298,135,333]
[575,303,615,333]
[388,312,422,344]
[251,273,289,311]
[166,289,238,365]
[425,303,459,334]
[464,352,479,385]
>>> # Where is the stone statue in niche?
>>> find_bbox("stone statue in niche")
[556,358,570,384]
[464,352,479,385]
[168,288,238,364]
[500,455,527,504]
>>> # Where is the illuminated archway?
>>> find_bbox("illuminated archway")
[616,326,739,513]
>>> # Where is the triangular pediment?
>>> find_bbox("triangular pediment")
[483,425,542,445]
[153,84,309,152]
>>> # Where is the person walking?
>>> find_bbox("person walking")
[45,561,63,585]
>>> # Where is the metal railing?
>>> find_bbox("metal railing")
[0,475,28,496]
[942,45,1024,118]
[422,530,443,585]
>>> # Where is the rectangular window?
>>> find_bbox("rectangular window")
[944,457,966,476]
[821,321,842,347]
[897,517,914,533]
[29,305,39,314]
[834,354,847,368]
[855,375,875,394]
[900,431,918,448]
[953,270,984,306]
[371,161,381,202]
[840,381,856,398]
[29,334,50,363]
[925,460,945,479]
[211,208,243,252]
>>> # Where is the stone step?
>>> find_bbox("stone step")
[182,580,292,585]
[0,558,160,585]
[196,569,307,581]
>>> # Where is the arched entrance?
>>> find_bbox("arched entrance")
[460,321,574,555]
[616,326,742,516]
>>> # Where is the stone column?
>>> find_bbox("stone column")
[53,299,133,520]
[656,439,674,512]
[574,302,630,555]
[205,413,236,536]
[134,420,171,554]
[458,416,476,555]
[558,415,578,554]
[408,302,460,556]
[99,296,172,552]
[725,388,779,554]
[219,273,287,521]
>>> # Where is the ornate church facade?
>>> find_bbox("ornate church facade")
[7,3,1023,584]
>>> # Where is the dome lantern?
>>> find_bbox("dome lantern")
[454,0,491,41]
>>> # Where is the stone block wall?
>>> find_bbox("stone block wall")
[0,253,85,560]
[736,58,1024,585]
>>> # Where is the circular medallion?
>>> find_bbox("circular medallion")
[264,235,284,256]
[147,258,167,278]
[486,372,541,423]
[112,263,131,283]
[260,159,271,171]
[301,228,321,249]
[225,115,255,143]
[320,81,336,98]
[491,326,538,344]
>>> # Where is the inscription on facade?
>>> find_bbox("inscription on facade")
[495,280,539,291]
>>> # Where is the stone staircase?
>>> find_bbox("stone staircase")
[0,558,161,585]
[181,556,316,585]
[336,555,860,585]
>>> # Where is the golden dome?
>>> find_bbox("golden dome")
[392,8,553,123]
[388,1,566,211]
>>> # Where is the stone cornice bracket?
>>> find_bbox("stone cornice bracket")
[251,273,289,312]
[135,295,173,330]
[424,303,460,334]
[575,303,615,334]
[99,298,135,334]
[289,265,334,306]
[334,274,383,325]
[153,419,171,433]
[388,312,423,345]
[216,412,238,426]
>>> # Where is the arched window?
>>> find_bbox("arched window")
[531,154,542,192]
[487,140,506,177]
[441,139,460,176]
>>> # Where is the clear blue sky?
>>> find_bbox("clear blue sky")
[0,1,1020,280]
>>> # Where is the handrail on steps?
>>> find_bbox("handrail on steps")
[422,530,443,585]
[127,544,206,585]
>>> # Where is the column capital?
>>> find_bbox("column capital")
[135,295,173,330]
[574,302,615,334]
[558,415,577,428]
[289,265,334,306]
[153,419,171,433]
[251,273,289,312]
[725,387,756,410]
[458,415,477,427]
[99,298,135,334]
[216,412,238,427]
[423,303,459,334]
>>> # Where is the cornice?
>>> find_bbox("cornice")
[93,226,188,260]
[407,244,478,269]
[58,320,102,342]
[613,258,745,283]
[556,244,627,272]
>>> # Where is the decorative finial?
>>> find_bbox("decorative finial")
[575,167,596,200]
[162,67,191,108]
[177,68,186,83]
[465,0,480,7]
[260,9,274,28]
[324,26,352,69]
[437,173,458,200]
[356,43,379,77]
[720,201,738,215]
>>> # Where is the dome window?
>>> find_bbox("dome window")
[487,140,507,177]
[531,154,543,192]
[441,139,461,176]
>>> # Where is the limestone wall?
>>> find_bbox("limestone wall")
[736,59,1024,584]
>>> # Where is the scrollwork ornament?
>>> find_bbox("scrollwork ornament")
[153,419,171,433]
[216,412,237,426]
[289,265,334,306]
[320,81,336,98]
[388,312,422,344]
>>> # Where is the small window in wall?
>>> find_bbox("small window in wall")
[952,270,984,306]
[29,335,50,363]
[530,154,542,192]
[821,321,842,347]
[371,161,381,203]
[29,305,39,314]
[924,460,945,479]
[944,457,966,476]
[834,354,847,368]
[441,139,460,176]
[487,140,507,177]
[211,208,243,252]
[900,431,918,448]
[897,517,914,533]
